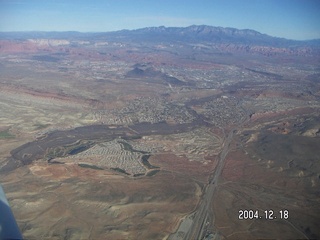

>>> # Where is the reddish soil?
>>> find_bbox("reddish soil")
[213,143,320,239]
[150,153,217,183]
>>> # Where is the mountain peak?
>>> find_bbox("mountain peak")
[122,25,286,46]
[135,25,264,37]
[185,25,263,37]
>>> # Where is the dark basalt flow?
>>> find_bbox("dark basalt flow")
[126,67,187,86]
[2,121,199,173]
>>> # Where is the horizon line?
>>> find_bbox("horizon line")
[0,25,319,42]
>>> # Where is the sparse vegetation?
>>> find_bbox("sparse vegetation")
[141,155,159,169]
[44,141,93,160]
[34,123,51,130]
[111,167,130,175]
[146,170,160,176]
[78,163,104,170]
[119,141,148,154]
[0,130,15,139]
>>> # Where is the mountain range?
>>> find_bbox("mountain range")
[1,25,319,57]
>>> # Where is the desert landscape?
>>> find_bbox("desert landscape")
[0,25,320,239]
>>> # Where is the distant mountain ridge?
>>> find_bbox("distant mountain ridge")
[1,25,319,57]
[1,25,319,45]
[113,25,320,47]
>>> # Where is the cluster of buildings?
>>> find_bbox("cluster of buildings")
[96,97,196,125]
[202,96,247,126]
[67,139,148,175]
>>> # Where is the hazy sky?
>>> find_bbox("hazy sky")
[1,0,319,40]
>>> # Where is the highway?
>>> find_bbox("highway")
[181,103,250,240]
[182,127,236,240]
[167,100,250,240]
